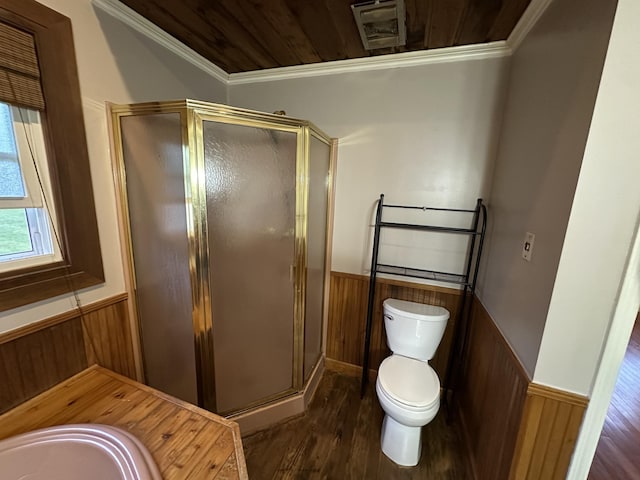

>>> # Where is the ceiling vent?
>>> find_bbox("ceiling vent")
[351,0,406,50]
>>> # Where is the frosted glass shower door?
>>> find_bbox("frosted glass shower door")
[203,120,298,414]
[120,113,199,405]
[304,135,331,380]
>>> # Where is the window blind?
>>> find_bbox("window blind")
[0,22,44,110]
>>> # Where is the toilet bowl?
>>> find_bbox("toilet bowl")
[376,354,440,466]
[375,299,449,467]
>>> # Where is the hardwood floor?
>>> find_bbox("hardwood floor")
[589,312,640,480]
[242,370,470,479]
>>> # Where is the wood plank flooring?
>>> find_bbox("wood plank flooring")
[589,312,640,480]
[242,370,470,479]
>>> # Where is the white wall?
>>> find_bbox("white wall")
[534,0,639,394]
[229,58,510,279]
[568,221,639,479]
[476,0,617,376]
[0,0,226,333]
[550,4,640,476]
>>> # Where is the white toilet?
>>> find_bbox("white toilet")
[375,298,450,466]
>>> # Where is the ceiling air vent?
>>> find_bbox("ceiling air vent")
[351,0,406,50]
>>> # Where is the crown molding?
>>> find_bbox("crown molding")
[82,97,107,113]
[227,42,510,85]
[92,0,229,84]
[507,0,554,51]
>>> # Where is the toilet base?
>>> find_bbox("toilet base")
[380,414,422,467]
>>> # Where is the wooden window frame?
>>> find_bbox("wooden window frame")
[0,0,104,311]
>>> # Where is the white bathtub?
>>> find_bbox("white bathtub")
[0,424,162,480]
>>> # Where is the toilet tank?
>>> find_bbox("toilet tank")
[383,298,450,361]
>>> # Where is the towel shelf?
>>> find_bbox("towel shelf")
[375,264,469,285]
[360,194,487,420]
[378,222,481,235]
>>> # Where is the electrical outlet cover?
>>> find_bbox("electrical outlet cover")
[522,232,535,261]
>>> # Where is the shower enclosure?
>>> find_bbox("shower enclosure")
[110,100,335,417]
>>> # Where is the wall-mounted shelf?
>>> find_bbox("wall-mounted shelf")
[378,222,482,235]
[376,264,469,285]
[360,194,488,416]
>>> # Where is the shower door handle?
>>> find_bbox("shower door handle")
[290,264,295,283]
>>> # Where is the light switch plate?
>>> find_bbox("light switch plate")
[522,232,535,261]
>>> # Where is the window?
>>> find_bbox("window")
[0,102,61,270]
[0,1,104,311]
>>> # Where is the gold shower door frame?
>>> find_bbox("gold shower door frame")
[110,100,335,416]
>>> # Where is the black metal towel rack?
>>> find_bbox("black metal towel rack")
[360,194,487,413]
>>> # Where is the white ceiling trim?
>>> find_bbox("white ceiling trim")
[82,97,108,113]
[228,42,510,85]
[92,0,229,84]
[93,0,552,87]
[507,0,555,51]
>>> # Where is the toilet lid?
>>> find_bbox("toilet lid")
[378,355,440,408]
[383,298,449,322]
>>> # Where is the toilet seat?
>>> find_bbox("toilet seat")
[378,355,440,409]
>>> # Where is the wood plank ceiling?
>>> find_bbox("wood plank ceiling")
[119,0,532,74]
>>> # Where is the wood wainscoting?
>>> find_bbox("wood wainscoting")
[510,384,588,480]
[0,293,136,414]
[327,271,463,380]
[327,271,590,479]
[456,298,589,480]
[456,298,530,480]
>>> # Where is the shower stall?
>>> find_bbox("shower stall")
[110,100,335,419]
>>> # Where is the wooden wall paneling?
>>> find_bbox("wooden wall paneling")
[456,299,530,480]
[0,294,135,414]
[374,278,462,378]
[0,293,127,345]
[0,318,87,414]
[455,298,590,480]
[326,272,366,366]
[509,384,588,480]
[81,298,137,379]
[326,271,462,380]
[328,273,591,479]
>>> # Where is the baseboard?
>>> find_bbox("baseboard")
[303,357,325,409]
[325,357,377,382]
[231,392,304,437]
[231,356,326,436]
